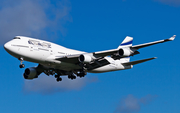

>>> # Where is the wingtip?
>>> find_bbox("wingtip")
[169,35,176,41]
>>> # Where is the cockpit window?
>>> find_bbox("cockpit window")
[13,37,21,39]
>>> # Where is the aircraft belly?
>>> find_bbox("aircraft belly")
[41,61,81,71]
[58,62,81,71]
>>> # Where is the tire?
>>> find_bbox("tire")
[19,64,25,68]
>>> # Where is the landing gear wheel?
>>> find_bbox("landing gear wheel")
[73,76,76,79]
[19,64,25,68]
[68,75,76,80]
[55,74,59,78]
[70,76,76,80]
[77,72,86,78]
[56,77,62,82]
[80,74,84,78]
[19,57,24,68]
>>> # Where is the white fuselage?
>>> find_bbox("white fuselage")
[4,36,132,73]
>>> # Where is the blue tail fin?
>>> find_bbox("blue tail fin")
[118,36,133,49]
[118,36,133,62]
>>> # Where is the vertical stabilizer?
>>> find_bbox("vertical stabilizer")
[117,36,133,62]
[118,36,133,49]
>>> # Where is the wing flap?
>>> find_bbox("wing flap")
[86,58,110,70]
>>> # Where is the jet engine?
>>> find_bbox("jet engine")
[23,67,38,79]
[79,54,93,63]
[118,48,132,57]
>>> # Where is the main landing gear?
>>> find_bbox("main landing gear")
[77,72,86,78]
[77,70,86,78]
[68,74,76,80]
[56,77,62,82]
[44,69,87,82]
[19,57,25,68]
[55,74,62,82]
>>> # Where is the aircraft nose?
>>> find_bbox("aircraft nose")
[4,42,11,52]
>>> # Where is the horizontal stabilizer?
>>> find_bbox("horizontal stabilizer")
[122,57,157,66]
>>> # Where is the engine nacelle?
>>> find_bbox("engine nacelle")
[79,54,93,63]
[23,67,38,79]
[118,48,131,57]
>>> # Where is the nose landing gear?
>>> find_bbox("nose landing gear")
[19,64,25,68]
[19,57,25,68]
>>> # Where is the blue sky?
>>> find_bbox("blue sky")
[0,0,180,113]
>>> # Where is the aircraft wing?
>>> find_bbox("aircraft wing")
[55,54,80,64]
[55,55,110,70]
[93,49,118,57]
[55,49,119,63]
[88,35,176,57]
[132,35,176,49]
[55,35,175,64]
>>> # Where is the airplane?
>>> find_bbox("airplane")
[4,35,176,82]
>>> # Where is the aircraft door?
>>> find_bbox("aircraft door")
[28,40,33,51]
[50,50,54,55]
[30,45,33,51]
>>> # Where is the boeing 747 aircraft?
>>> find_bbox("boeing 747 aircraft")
[4,35,175,82]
